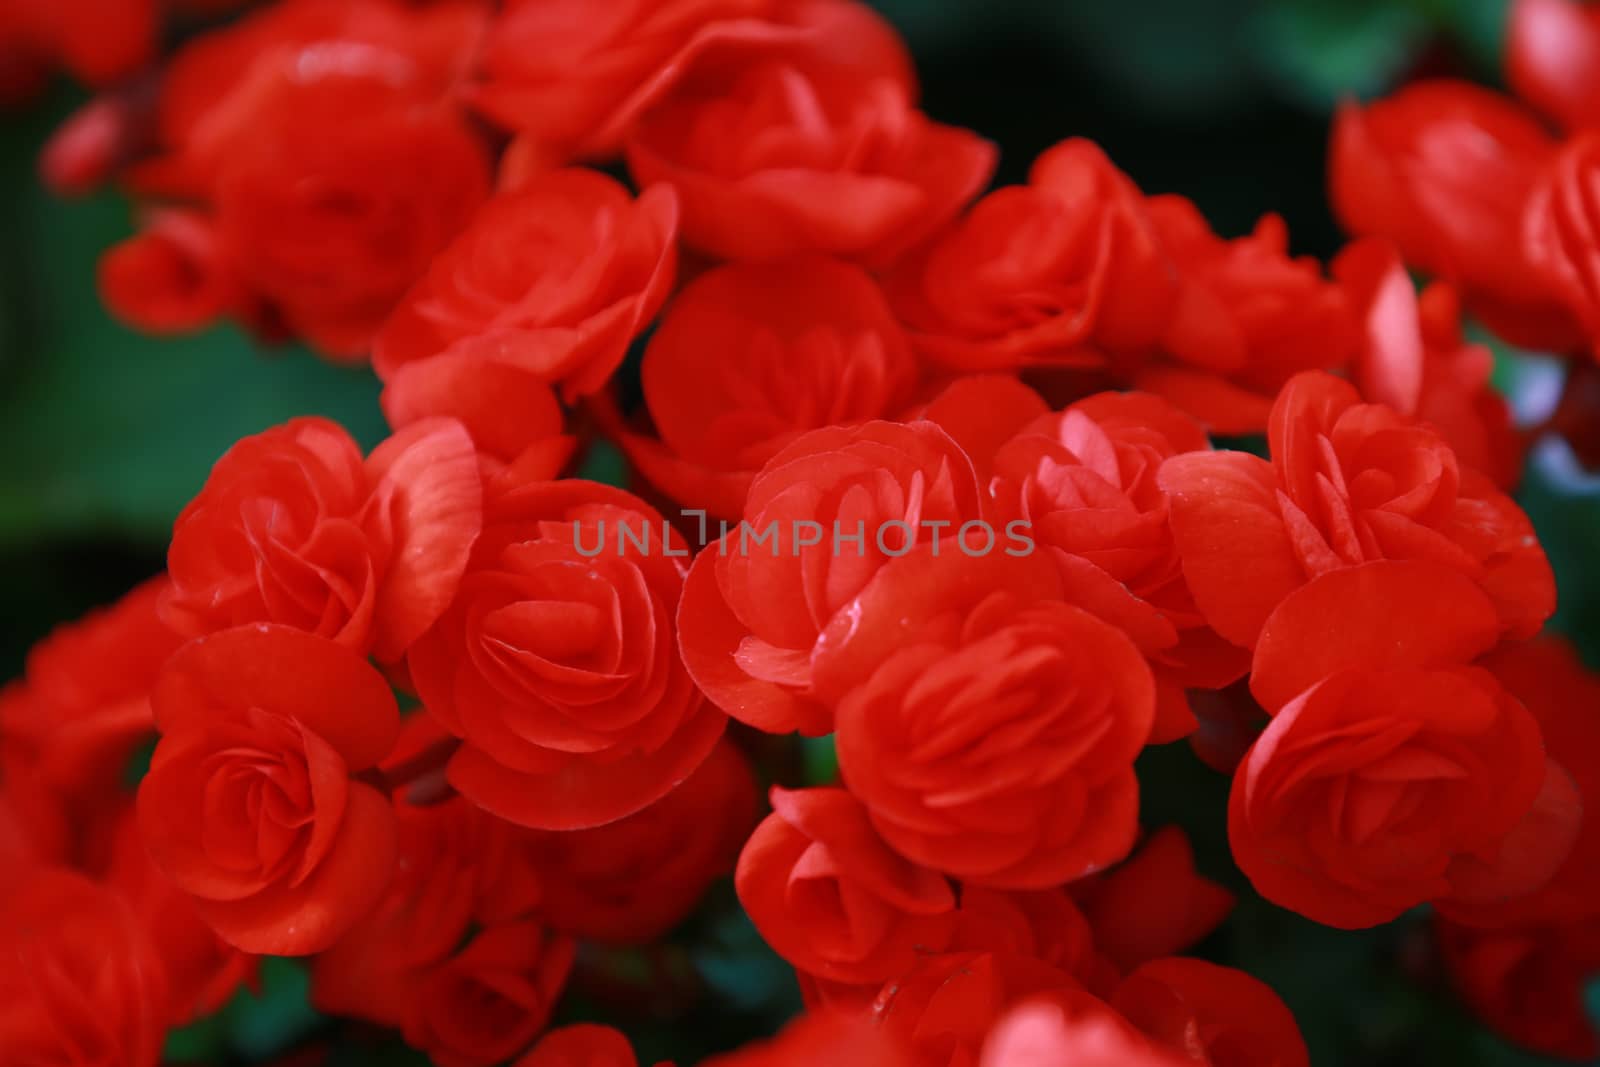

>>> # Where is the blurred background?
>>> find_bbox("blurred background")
[0,0,1593,1064]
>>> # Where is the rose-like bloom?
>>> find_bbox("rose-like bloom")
[677,420,986,737]
[1159,371,1554,651]
[990,392,1248,742]
[374,169,678,400]
[517,1024,649,1067]
[950,887,1115,995]
[410,480,725,830]
[1525,133,1600,357]
[1328,80,1578,351]
[614,257,920,519]
[518,737,756,943]
[875,951,1084,1067]
[472,0,799,162]
[131,0,488,198]
[1076,827,1233,974]
[164,416,483,663]
[836,588,1154,888]
[1336,238,1522,489]
[1110,958,1308,1067]
[737,785,957,984]
[1508,0,1600,133]
[981,999,1188,1067]
[626,3,992,267]
[886,138,1176,372]
[0,0,154,90]
[1448,638,1600,929]
[401,921,576,1067]
[104,810,255,1027]
[1,576,181,808]
[381,335,576,490]
[213,77,492,359]
[905,374,1050,481]
[136,625,401,954]
[791,544,1151,888]
[97,210,244,335]
[1231,562,1579,929]
[702,1011,912,1067]
[311,788,540,1027]
[1437,915,1600,1061]
[1131,199,1360,434]
[0,760,70,879]
[106,0,493,357]
[0,868,168,1067]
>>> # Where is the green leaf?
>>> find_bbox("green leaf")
[800,734,839,786]
[223,956,322,1061]
[0,87,387,554]
[1249,0,1430,110]
[576,439,629,488]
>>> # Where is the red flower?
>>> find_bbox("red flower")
[311,786,539,1028]
[1450,637,1600,928]
[374,169,678,400]
[1077,827,1234,974]
[874,951,1082,1067]
[1328,80,1577,351]
[1437,916,1600,1061]
[1160,371,1554,651]
[519,737,756,943]
[678,420,986,736]
[1508,0,1600,133]
[1,576,181,806]
[472,0,798,163]
[702,1011,912,1067]
[887,139,1176,372]
[1132,200,1360,434]
[409,480,725,830]
[105,810,256,1027]
[100,0,493,356]
[97,210,244,335]
[625,2,992,266]
[137,625,401,954]
[212,78,491,359]
[164,416,482,662]
[980,999,1187,1067]
[835,587,1154,888]
[1336,238,1522,490]
[0,0,155,88]
[517,1024,649,1067]
[1525,133,1600,358]
[0,868,169,1067]
[400,921,576,1067]
[990,391,1248,742]
[737,785,957,985]
[1231,562,1579,928]
[380,336,576,489]
[1111,958,1308,1067]
[0,757,70,878]
[614,257,920,520]
[134,0,488,198]
[951,887,1115,995]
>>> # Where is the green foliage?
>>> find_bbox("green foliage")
[0,88,387,555]
[165,958,322,1063]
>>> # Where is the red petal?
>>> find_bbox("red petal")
[1250,560,1501,713]
[364,418,484,662]
[153,625,399,770]
[1158,451,1302,649]
[196,782,397,956]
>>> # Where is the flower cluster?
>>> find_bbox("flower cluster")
[8,0,1600,1064]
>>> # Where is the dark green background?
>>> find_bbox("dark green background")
[2,0,1595,1063]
